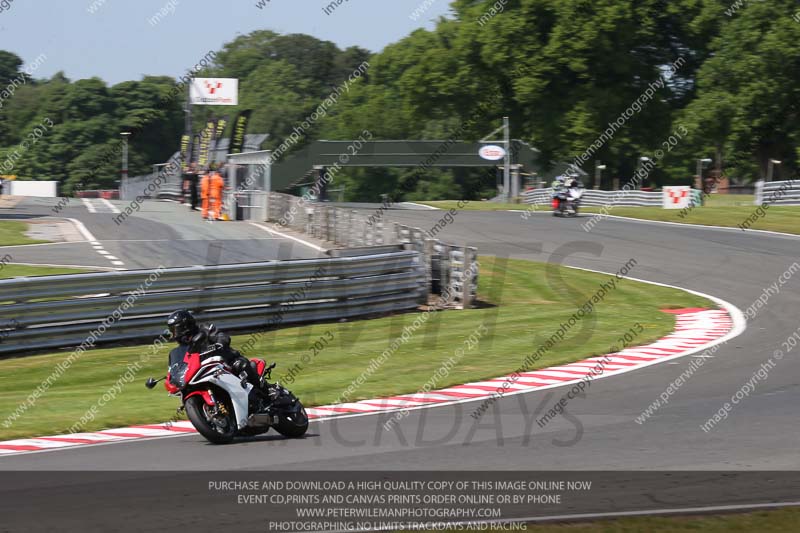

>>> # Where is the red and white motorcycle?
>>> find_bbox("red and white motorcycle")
[146,344,308,444]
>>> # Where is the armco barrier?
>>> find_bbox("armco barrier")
[522,188,662,207]
[265,193,478,309]
[755,179,800,206]
[266,193,388,247]
[396,224,478,309]
[0,249,426,355]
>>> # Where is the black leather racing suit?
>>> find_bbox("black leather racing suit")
[188,323,262,390]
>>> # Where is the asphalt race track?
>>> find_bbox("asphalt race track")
[1,197,322,270]
[1,203,799,528]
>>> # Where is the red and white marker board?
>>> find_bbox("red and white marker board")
[663,186,691,209]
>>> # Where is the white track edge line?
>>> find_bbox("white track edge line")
[0,241,92,249]
[65,218,98,242]
[99,198,121,214]
[249,222,327,252]
[399,202,440,210]
[80,198,96,213]
[573,212,800,239]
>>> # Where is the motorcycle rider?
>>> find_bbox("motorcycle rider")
[550,175,567,211]
[166,309,264,392]
[564,169,583,189]
[550,174,566,192]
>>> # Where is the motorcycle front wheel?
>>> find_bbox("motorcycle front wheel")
[185,394,236,444]
[274,397,309,438]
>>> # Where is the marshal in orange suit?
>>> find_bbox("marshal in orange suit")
[199,172,210,219]
[209,168,225,220]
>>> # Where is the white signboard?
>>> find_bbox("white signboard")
[9,180,58,197]
[479,145,506,161]
[663,186,691,209]
[190,78,239,106]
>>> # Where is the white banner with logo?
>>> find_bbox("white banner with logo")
[478,145,506,161]
[663,186,691,209]
[189,78,239,106]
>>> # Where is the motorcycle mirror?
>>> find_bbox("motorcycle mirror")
[145,378,159,389]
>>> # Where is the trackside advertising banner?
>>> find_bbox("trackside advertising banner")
[215,116,228,141]
[229,109,252,155]
[179,134,191,172]
[209,116,228,163]
[197,120,215,169]
[190,78,238,106]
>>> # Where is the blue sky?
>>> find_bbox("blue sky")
[0,0,453,85]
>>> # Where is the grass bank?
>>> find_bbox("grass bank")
[0,220,46,246]
[420,196,800,234]
[0,257,711,440]
[0,264,92,279]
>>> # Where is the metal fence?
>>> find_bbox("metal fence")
[228,190,268,222]
[522,188,663,207]
[264,193,479,309]
[120,153,183,202]
[755,179,800,205]
[400,226,478,309]
[267,193,390,247]
[0,249,426,355]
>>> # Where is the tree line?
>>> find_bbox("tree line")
[0,0,798,200]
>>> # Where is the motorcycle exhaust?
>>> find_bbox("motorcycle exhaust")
[247,413,274,428]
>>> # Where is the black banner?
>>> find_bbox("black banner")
[215,115,229,141]
[208,116,228,165]
[189,133,200,166]
[196,120,215,170]
[179,134,191,172]
[229,109,252,155]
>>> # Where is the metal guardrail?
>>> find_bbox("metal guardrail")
[396,225,478,309]
[755,179,800,205]
[266,193,388,247]
[265,193,479,309]
[0,249,426,355]
[522,188,662,207]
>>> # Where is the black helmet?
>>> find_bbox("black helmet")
[166,309,198,344]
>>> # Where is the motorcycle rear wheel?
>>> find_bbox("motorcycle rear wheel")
[186,395,236,444]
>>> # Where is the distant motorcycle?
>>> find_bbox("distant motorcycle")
[146,344,308,444]
[552,184,584,217]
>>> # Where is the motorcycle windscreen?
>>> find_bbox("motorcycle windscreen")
[168,345,190,389]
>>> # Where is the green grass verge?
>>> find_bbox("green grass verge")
[704,194,755,206]
[0,264,92,279]
[0,257,711,440]
[579,205,800,234]
[0,220,46,246]
[412,507,800,532]
[420,196,800,234]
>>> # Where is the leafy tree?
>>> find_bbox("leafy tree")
[681,0,800,181]
[2,1,799,196]
[0,51,22,87]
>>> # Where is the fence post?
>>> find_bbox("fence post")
[754,180,764,205]
[375,219,384,245]
[463,246,478,309]
[448,247,465,309]
[423,238,434,298]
